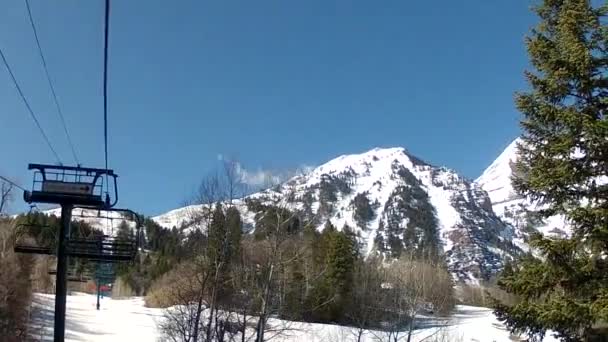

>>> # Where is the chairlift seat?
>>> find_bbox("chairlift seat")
[14,245,54,255]
[24,164,117,207]
[93,263,116,282]
[48,271,91,282]
[67,276,90,283]
[66,236,136,262]
[27,190,105,207]
[13,223,56,255]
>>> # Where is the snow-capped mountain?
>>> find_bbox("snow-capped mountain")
[475,139,569,239]
[154,147,522,283]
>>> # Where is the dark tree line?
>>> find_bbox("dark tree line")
[146,194,454,342]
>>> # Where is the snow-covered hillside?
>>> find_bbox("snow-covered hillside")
[29,293,160,341]
[154,147,521,283]
[475,139,569,239]
[29,293,559,341]
[44,207,138,236]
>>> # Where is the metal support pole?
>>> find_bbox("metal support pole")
[96,283,101,310]
[54,204,72,342]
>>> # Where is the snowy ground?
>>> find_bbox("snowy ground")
[29,293,161,341]
[28,293,557,342]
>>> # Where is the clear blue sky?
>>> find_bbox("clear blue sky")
[1,0,536,216]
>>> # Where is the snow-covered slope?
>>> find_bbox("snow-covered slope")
[30,293,559,341]
[154,147,521,283]
[475,139,569,239]
[30,293,160,341]
[44,207,138,236]
[474,139,521,211]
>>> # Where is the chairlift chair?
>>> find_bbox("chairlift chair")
[23,164,118,208]
[94,274,116,284]
[48,269,92,283]
[67,278,89,283]
[13,222,57,255]
[93,263,115,279]
[66,207,142,263]
[66,235,136,262]
[92,263,116,287]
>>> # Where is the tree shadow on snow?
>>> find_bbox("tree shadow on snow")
[28,295,112,341]
[412,316,453,330]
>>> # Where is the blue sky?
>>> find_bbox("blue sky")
[1,0,537,215]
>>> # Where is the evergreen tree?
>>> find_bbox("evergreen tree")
[315,220,337,270]
[115,221,136,282]
[283,253,306,320]
[116,221,134,241]
[302,222,319,242]
[494,1,608,340]
[324,230,357,321]
[352,192,374,228]
[342,223,361,255]
[225,206,243,263]
[308,223,357,323]
[207,203,227,265]
[322,220,336,234]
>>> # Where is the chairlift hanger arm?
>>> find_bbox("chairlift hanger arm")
[28,163,116,176]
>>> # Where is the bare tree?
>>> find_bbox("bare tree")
[221,158,247,205]
[157,258,214,342]
[160,159,248,342]
[346,258,385,342]
[156,169,221,342]
[249,188,300,342]
[187,158,246,229]
[204,159,249,342]
[0,218,34,340]
[157,161,313,342]
[0,181,13,216]
[374,253,454,342]
[227,242,261,342]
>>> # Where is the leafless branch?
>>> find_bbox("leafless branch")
[0,181,14,216]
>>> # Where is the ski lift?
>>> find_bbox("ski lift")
[94,273,115,283]
[66,236,135,262]
[48,270,91,283]
[67,277,89,283]
[94,263,115,279]
[66,207,142,263]
[13,222,57,255]
[13,206,58,255]
[23,164,118,208]
[49,259,93,280]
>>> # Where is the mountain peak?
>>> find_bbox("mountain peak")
[310,146,430,178]
[475,138,521,205]
[475,138,570,238]
[155,146,520,283]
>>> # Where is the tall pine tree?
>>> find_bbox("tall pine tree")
[207,203,227,266]
[225,206,243,264]
[494,1,608,340]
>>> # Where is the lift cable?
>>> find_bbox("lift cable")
[0,48,63,165]
[24,0,79,166]
[0,175,26,192]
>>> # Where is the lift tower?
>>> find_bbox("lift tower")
[19,164,117,342]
